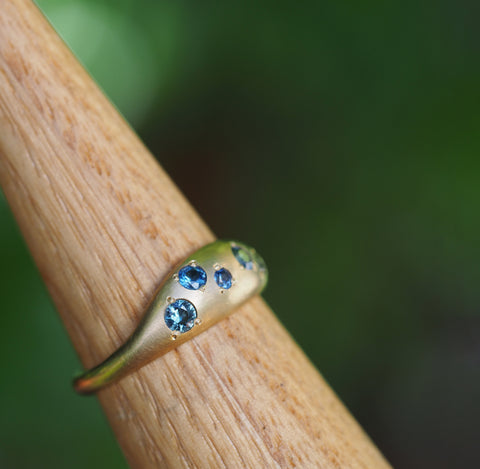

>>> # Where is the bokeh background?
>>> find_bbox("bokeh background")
[1,0,479,467]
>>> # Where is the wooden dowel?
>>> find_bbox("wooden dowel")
[0,0,391,467]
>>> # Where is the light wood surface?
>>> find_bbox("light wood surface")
[0,0,392,467]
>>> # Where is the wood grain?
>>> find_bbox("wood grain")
[0,0,392,467]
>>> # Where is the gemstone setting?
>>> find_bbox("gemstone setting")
[178,264,207,290]
[214,268,233,289]
[231,245,254,270]
[164,299,197,333]
[253,251,267,272]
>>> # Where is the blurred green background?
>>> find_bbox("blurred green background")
[1,0,479,467]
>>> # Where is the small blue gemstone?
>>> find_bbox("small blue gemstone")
[178,265,207,290]
[164,299,197,333]
[253,251,267,272]
[231,246,254,270]
[214,268,232,289]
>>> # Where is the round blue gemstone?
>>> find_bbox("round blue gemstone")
[178,265,207,290]
[164,299,197,333]
[253,251,267,272]
[231,245,254,270]
[214,268,232,289]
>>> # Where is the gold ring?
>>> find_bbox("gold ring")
[73,240,268,394]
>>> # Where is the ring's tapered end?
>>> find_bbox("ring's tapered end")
[73,345,133,395]
[73,374,99,395]
[73,366,118,395]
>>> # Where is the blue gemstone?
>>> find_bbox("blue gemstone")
[178,265,207,290]
[253,251,267,272]
[214,268,232,289]
[164,299,197,333]
[232,246,254,270]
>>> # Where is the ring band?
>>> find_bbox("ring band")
[73,240,268,394]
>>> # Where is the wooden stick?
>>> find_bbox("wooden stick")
[0,0,391,467]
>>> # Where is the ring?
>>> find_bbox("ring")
[73,240,268,394]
